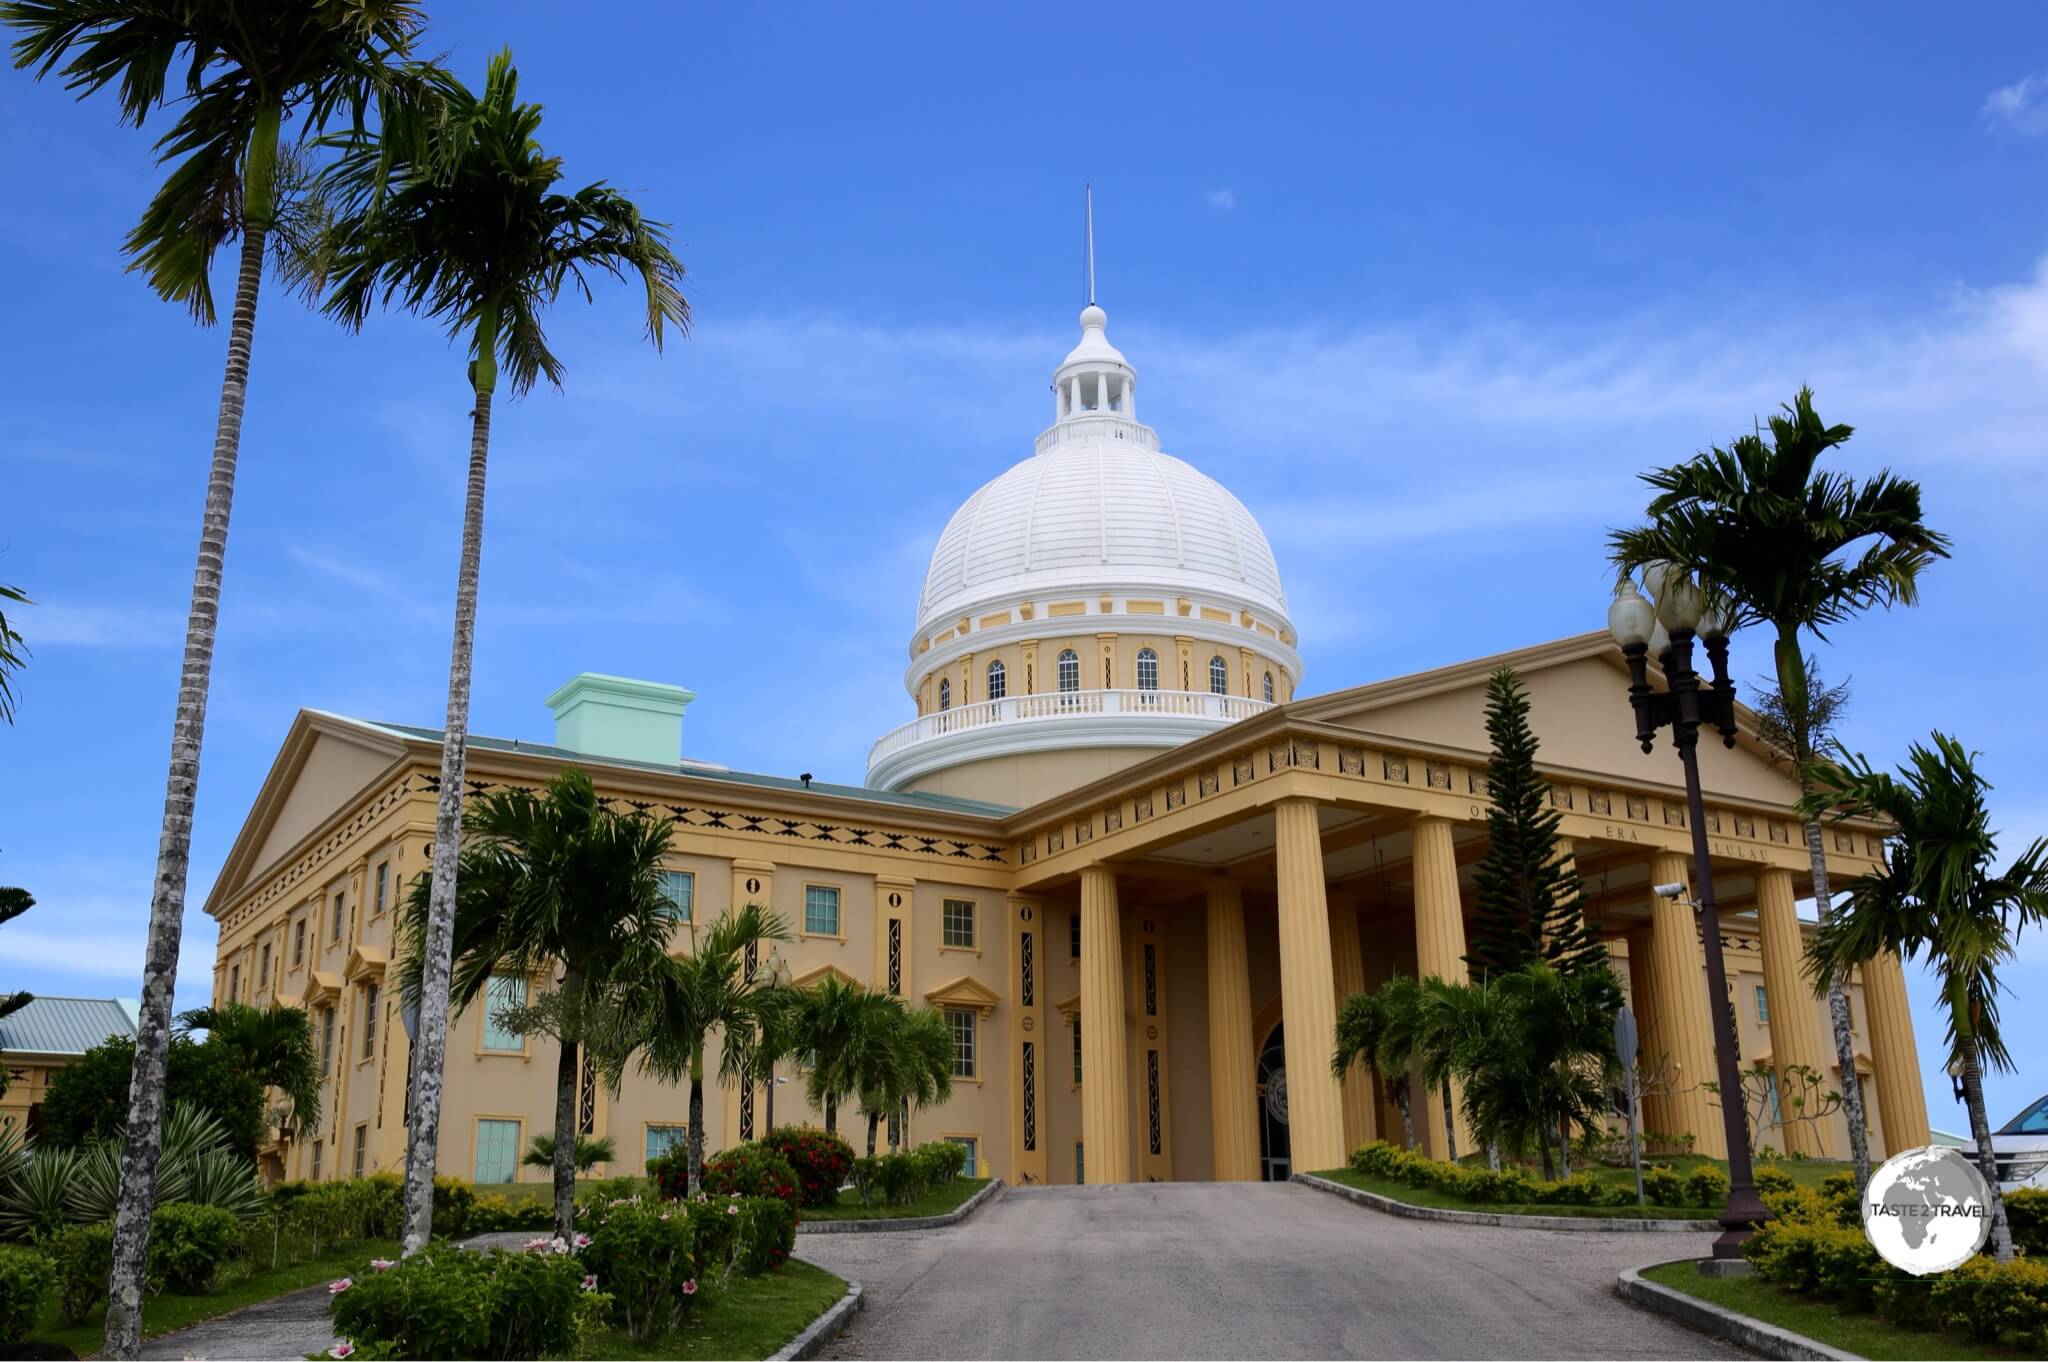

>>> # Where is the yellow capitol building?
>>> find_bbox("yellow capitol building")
[201,295,1930,1190]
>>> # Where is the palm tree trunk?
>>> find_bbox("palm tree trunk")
[1558,1114,1572,1178]
[824,1094,837,1136]
[400,311,500,1256]
[103,179,273,1361]
[1395,1088,1414,1151]
[867,1111,880,1160]
[1487,1140,1501,1173]
[1960,1043,2014,1262]
[552,1029,579,1241]
[1780,633,1872,1194]
[687,1043,706,1196]
[1540,1140,1555,1181]
[1440,1084,1458,1163]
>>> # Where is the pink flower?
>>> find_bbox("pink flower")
[328,1278,352,1295]
[550,1236,570,1256]
[682,1279,699,1296]
[659,1212,672,1221]
[726,1204,739,1216]
[329,1343,355,1359]
[573,1233,591,1249]
[524,1237,550,1252]
[368,1259,396,1273]
[580,1274,598,1293]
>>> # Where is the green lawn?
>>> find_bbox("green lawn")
[1311,1167,1718,1219]
[1641,1261,2034,1362]
[576,1259,847,1361]
[1574,1152,1851,1192]
[803,1177,990,1221]
[482,1175,652,1207]
[28,1238,402,1359]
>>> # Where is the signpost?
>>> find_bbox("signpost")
[1615,1003,1645,1207]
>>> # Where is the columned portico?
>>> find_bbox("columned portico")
[1644,852,1724,1159]
[1864,949,1930,1153]
[1755,867,1831,1157]
[1411,816,1471,1159]
[1327,899,1377,1151]
[1079,865,1132,1184]
[1205,882,1261,1180]
[1274,799,1348,1174]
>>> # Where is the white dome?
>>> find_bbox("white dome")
[917,440,1288,632]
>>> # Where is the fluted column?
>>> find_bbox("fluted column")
[1079,866,1131,1184]
[1204,882,1260,1181]
[1755,867,1831,1158]
[1412,817,1472,1160]
[1274,799,1347,1173]
[1646,852,1724,1159]
[1626,925,1672,1138]
[1864,950,1929,1155]
[1328,900,1377,1153]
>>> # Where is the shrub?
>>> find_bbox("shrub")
[1685,1165,1730,1208]
[683,1199,737,1278]
[1537,1174,1602,1206]
[848,1158,881,1207]
[920,1140,968,1185]
[36,1034,266,1160]
[2006,1187,2048,1259]
[1753,1165,1795,1197]
[1599,1184,1639,1207]
[433,1176,477,1238]
[580,1199,698,1343]
[731,1196,797,1276]
[50,1221,113,1325]
[1966,1256,2048,1354]
[467,1193,553,1234]
[0,1245,53,1348]
[646,1149,689,1202]
[149,1202,241,1295]
[700,1143,799,1213]
[0,1147,77,1242]
[876,1152,923,1205]
[329,1245,602,1359]
[760,1128,855,1209]
[1641,1165,1687,1208]
[1349,1142,1399,1177]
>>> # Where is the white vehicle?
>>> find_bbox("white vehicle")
[1992,1093,2048,1193]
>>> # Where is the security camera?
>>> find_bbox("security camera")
[1653,882,1687,899]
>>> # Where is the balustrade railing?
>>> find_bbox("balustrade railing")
[868,687,1271,765]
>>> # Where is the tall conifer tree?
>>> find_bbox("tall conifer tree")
[1464,667,1605,979]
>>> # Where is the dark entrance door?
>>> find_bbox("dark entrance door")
[1256,1022,1290,1181]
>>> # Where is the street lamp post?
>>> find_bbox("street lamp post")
[762,949,794,1132]
[1608,567,1771,1260]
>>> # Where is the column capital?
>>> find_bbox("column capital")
[1273,794,1323,815]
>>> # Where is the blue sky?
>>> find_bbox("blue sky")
[4,4,2046,1137]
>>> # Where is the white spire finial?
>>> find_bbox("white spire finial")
[1085,182,1096,307]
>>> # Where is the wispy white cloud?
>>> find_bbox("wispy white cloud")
[1207,188,1237,211]
[26,601,184,647]
[1983,73,2048,134]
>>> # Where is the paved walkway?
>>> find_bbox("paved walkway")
[139,1278,340,1360]
[798,1181,1744,1360]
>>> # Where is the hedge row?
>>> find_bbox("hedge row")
[0,1204,245,1345]
[1347,1141,1724,1209]
[1746,1184,2048,1353]
[849,1140,970,1208]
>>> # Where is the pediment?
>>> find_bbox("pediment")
[1293,633,1808,809]
[1052,991,1080,1021]
[790,962,861,991]
[304,971,343,1008]
[344,944,389,983]
[924,974,1001,1016]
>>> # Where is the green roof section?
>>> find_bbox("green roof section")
[345,717,1016,820]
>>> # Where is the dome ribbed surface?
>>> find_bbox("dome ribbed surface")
[916,441,1286,628]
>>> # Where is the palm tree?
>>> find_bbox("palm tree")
[1333,975,1423,1151]
[1802,734,2048,1263]
[175,1001,321,1139]
[787,976,890,1137]
[628,905,789,1197]
[1421,974,1511,1170]
[394,767,675,1244]
[522,1132,615,1175]
[0,889,33,1025]
[1,8,423,1351]
[311,50,689,1251]
[1609,387,1950,1192]
[854,1004,955,1160]
[0,583,27,723]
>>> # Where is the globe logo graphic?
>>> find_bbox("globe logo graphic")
[1861,1145,1993,1275]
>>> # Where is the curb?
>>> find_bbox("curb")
[1617,1262,1857,1360]
[1291,1172,1713,1233]
[770,1278,864,1361]
[798,1178,1005,1234]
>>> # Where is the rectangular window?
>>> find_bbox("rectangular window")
[1754,984,1770,1026]
[474,1119,520,1184]
[228,965,239,1001]
[311,1139,324,1182]
[374,863,389,914]
[483,975,527,1053]
[804,885,841,937]
[293,918,306,967]
[1070,912,1080,960]
[259,942,271,986]
[321,1007,335,1070]
[361,983,380,1060]
[1075,1141,1085,1186]
[947,1136,979,1178]
[353,1124,368,1179]
[942,898,976,949]
[645,1124,688,1164]
[331,892,345,942]
[945,1008,977,1079]
[1072,1015,1083,1085]
[658,870,694,923]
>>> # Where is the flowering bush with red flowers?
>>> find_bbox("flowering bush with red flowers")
[699,1143,801,1214]
[760,1127,855,1208]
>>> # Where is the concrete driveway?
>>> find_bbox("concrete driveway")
[799,1181,1743,1360]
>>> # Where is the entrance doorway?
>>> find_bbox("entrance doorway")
[1256,1021,1290,1181]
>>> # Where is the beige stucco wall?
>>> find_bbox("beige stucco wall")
[902,745,1168,808]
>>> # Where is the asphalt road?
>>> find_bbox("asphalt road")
[799,1181,1746,1360]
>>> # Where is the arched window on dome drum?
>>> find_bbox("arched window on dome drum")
[1209,655,1229,696]
[987,659,1007,701]
[938,678,951,712]
[1264,671,1275,703]
[1136,648,1159,691]
[1057,649,1081,696]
